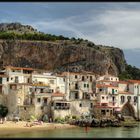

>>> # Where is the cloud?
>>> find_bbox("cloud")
[32,8,140,50]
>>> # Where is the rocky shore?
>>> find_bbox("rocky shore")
[69,117,138,128]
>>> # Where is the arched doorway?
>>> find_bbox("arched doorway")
[121,102,135,117]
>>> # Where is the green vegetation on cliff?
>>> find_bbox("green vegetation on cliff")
[0,32,70,41]
[0,22,139,79]
[119,64,140,80]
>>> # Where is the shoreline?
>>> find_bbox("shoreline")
[0,121,77,136]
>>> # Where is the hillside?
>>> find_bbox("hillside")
[0,23,127,76]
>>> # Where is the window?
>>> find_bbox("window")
[75,75,77,79]
[0,78,2,84]
[90,103,93,108]
[102,96,104,99]
[112,96,115,102]
[126,85,129,91]
[79,103,82,107]
[134,96,137,103]
[112,89,115,94]
[99,89,102,91]
[87,84,89,88]
[90,76,92,82]
[24,107,26,110]
[29,88,32,92]
[75,83,78,89]
[121,96,125,103]
[106,96,108,99]
[37,98,41,103]
[83,92,90,99]
[11,77,13,80]
[82,76,85,81]
[116,78,117,81]
[75,92,79,99]
[107,110,109,112]
[84,84,86,88]
[7,78,9,82]
[111,78,113,80]
[101,110,106,115]
[40,88,44,93]
[43,98,47,104]
[27,78,30,83]
[15,76,19,83]
[87,76,88,79]
[127,96,131,102]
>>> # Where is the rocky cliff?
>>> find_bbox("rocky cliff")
[0,39,126,76]
[0,23,126,76]
[0,22,38,34]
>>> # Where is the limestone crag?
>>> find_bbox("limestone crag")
[0,39,126,76]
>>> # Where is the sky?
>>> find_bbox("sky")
[0,2,140,68]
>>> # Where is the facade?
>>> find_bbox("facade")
[0,66,139,120]
[95,76,140,119]
[60,72,96,118]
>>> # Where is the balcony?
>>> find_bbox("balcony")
[54,106,70,110]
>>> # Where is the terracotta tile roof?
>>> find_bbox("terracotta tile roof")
[32,83,50,87]
[96,84,118,88]
[5,66,34,71]
[127,80,140,84]
[60,71,95,76]
[118,81,129,84]
[51,91,65,97]
[0,74,8,77]
[56,74,66,77]
[118,91,133,94]
[9,83,31,85]
[94,105,113,108]
[97,80,112,82]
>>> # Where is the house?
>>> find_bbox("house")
[60,71,96,117]
[50,91,70,120]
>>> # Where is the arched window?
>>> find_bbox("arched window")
[82,76,85,81]
[127,96,131,102]
[134,96,137,103]
[121,96,125,104]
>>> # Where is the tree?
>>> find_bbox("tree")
[0,104,8,118]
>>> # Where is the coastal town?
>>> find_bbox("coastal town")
[0,65,139,124]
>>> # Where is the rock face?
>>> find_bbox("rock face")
[0,23,126,76]
[0,22,38,34]
[0,39,126,76]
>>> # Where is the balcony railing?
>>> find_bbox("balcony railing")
[54,106,70,110]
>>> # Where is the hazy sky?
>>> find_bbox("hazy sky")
[0,2,139,67]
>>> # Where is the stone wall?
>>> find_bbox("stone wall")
[19,105,35,120]
[52,108,71,119]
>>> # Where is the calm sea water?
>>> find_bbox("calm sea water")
[1,124,140,138]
